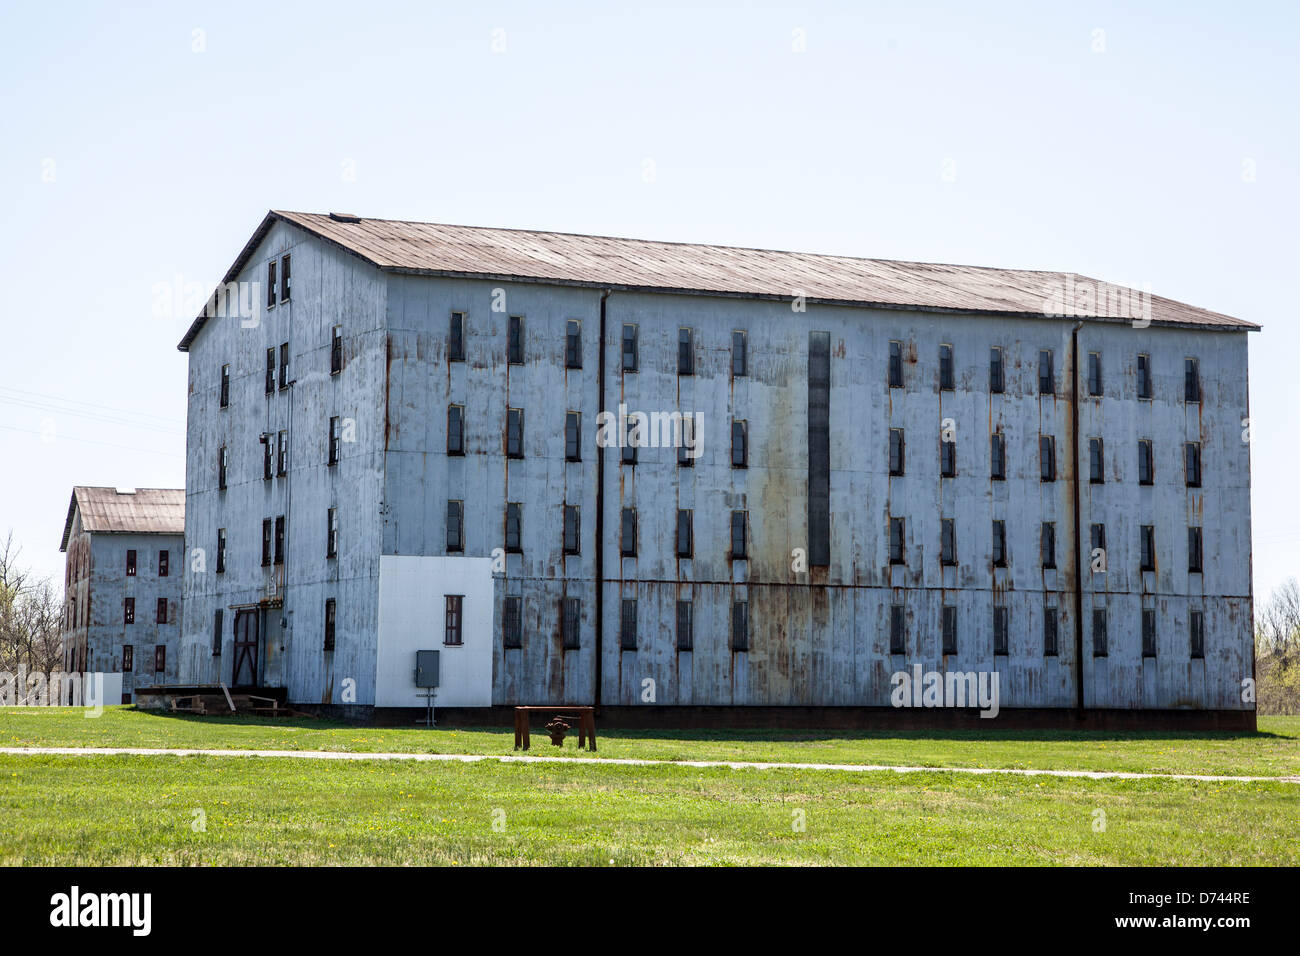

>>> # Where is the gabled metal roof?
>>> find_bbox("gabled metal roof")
[177,210,1258,351]
[60,487,185,551]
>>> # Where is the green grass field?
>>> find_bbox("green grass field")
[2,708,1296,865]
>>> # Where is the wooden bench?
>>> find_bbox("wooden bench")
[513,705,596,752]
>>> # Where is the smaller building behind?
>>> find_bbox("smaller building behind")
[60,486,185,702]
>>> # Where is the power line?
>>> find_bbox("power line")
[0,424,184,458]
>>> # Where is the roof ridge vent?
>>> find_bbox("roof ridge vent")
[115,487,137,495]
[329,212,362,223]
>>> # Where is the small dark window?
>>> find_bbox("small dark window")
[503,596,523,649]
[731,510,748,559]
[941,518,956,566]
[1038,349,1054,395]
[731,601,749,652]
[622,324,638,372]
[505,503,522,553]
[445,595,464,646]
[1040,435,1056,482]
[565,320,582,369]
[678,435,694,468]
[731,420,748,468]
[1092,608,1108,656]
[1138,439,1154,486]
[154,645,166,673]
[219,363,230,408]
[1142,608,1157,657]
[990,432,1006,480]
[1190,610,1205,659]
[621,508,637,557]
[506,408,524,459]
[265,347,276,395]
[993,607,1008,655]
[678,328,694,375]
[941,438,956,478]
[1185,442,1202,488]
[989,347,1004,394]
[622,440,637,466]
[620,599,638,651]
[889,516,906,565]
[447,405,464,456]
[889,604,905,654]
[1140,525,1155,572]
[218,445,228,491]
[1089,437,1104,484]
[561,597,581,649]
[563,505,580,555]
[1137,353,1151,399]
[1088,352,1102,396]
[216,528,226,573]
[274,515,285,565]
[1044,607,1059,656]
[331,326,343,374]
[277,430,287,476]
[676,509,693,559]
[888,341,903,388]
[1091,523,1107,556]
[123,644,134,672]
[449,312,466,362]
[324,598,336,651]
[158,550,169,577]
[1184,358,1201,403]
[939,344,954,390]
[1041,522,1056,569]
[565,412,581,462]
[280,254,291,302]
[124,597,135,624]
[508,315,524,365]
[1188,526,1203,573]
[264,437,274,481]
[992,520,1007,568]
[446,500,464,553]
[676,600,694,651]
[889,428,905,476]
[942,606,957,654]
[125,549,136,576]
[329,416,341,466]
[267,260,277,307]
[156,598,168,624]
[732,330,747,377]
[327,507,338,559]
[212,611,222,658]
[279,342,289,390]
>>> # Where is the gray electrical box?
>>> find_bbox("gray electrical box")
[415,650,440,688]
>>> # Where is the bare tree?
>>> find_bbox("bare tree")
[1256,578,1300,714]
[0,530,64,676]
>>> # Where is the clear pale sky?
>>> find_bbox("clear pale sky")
[1,1,1295,606]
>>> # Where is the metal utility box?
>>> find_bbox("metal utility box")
[414,650,440,688]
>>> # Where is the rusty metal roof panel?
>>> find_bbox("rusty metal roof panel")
[60,487,185,550]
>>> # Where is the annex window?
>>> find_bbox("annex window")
[328,416,341,466]
[327,507,338,559]
[263,436,274,481]
[889,516,906,565]
[324,598,336,652]
[280,254,291,301]
[941,437,956,477]
[265,347,276,394]
[508,315,524,365]
[446,500,464,553]
[992,520,1007,568]
[216,528,226,573]
[676,600,694,651]
[1190,610,1205,659]
[158,550,169,577]
[1137,353,1151,399]
[888,428,905,477]
[156,598,168,625]
[941,518,956,566]
[277,430,287,476]
[1087,352,1102,396]
[989,347,1004,394]
[1184,358,1201,403]
[1185,442,1202,488]
[565,412,581,462]
[1142,608,1157,657]
[274,515,285,565]
[731,420,748,468]
[678,328,694,375]
[449,312,466,362]
[1044,607,1059,656]
[123,642,135,672]
[124,597,135,624]
[732,330,747,377]
[993,607,1009,655]
[676,509,693,559]
[445,595,464,646]
[731,601,749,652]
[1038,349,1054,395]
[126,550,137,576]
[622,323,638,372]
[942,606,957,655]
[889,604,905,654]
[990,432,1006,481]
[1188,526,1203,573]
[331,326,343,374]
[561,598,581,649]
[1089,437,1104,483]
[279,343,289,390]
[154,645,166,673]
[218,445,228,491]
[1040,435,1056,482]
[1140,525,1155,572]
[731,510,748,559]
[506,407,524,459]
[565,319,581,369]
[563,505,580,555]
[1138,439,1154,486]
[1092,608,1108,656]
[888,340,903,388]
[620,599,638,651]
[447,405,464,456]
[505,503,522,553]
[1041,522,1056,570]
[267,260,277,308]
[939,344,954,390]
[621,507,637,557]
[219,363,230,408]
[503,596,523,649]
